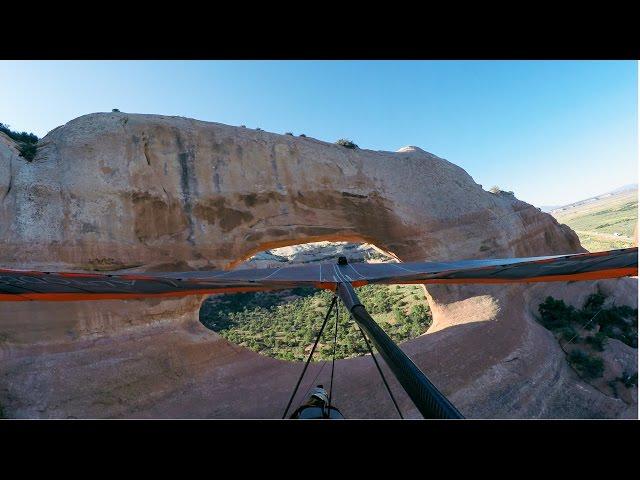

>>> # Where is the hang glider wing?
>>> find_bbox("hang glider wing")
[0,248,636,302]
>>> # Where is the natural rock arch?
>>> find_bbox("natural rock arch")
[0,113,635,418]
[0,112,582,271]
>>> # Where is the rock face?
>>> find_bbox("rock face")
[0,112,582,271]
[241,241,393,269]
[0,112,636,418]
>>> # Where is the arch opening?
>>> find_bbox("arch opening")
[224,233,401,270]
[199,240,433,361]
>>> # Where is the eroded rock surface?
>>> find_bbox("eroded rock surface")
[0,112,635,418]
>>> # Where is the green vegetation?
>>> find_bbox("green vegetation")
[335,138,358,149]
[585,332,608,351]
[572,234,633,253]
[619,371,637,388]
[0,122,39,161]
[538,292,637,348]
[200,284,431,361]
[551,190,637,252]
[567,350,604,379]
[537,292,637,382]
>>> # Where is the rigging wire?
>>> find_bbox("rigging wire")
[560,308,603,349]
[355,323,404,419]
[301,361,328,404]
[281,295,337,419]
[327,293,340,414]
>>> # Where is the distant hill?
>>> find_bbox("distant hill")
[549,184,637,252]
[608,183,638,195]
[540,205,561,213]
[549,184,638,215]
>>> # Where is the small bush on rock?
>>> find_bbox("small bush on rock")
[489,186,514,195]
[585,332,608,351]
[619,371,637,388]
[0,122,39,161]
[568,350,604,379]
[538,296,579,330]
[335,138,358,149]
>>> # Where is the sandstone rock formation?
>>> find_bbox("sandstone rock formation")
[0,112,636,418]
[241,241,393,269]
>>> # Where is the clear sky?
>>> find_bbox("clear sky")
[1,60,637,206]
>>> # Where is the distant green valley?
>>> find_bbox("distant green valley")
[551,188,637,252]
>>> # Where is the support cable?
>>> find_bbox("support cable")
[356,323,404,419]
[327,293,340,414]
[301,361,327,404]
[337,280,463,419]
[282,295,337,419]
[560,308,603,349]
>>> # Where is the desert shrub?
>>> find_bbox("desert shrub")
[255,127,262,131]
[583,291,606,312]
[0,122,39,161]
[285,132,293,136]
[200,284,431,361]
[299,133,306,137]
[410,304,428,318]
[539,291,637,347]
[18,142,38,161]
[619,371,638,388]
[335,138,358,149]
[112,108,120,112]
[557,325,578,342]
[596,306,638,348]
[585,332,608,351]
[0,123,38,145]
[240,125,246,128]
[410,304,432,329]
[538,293,638,385]
[568,350,604,379]
[488,186,514,195]
[538,296,578,330]
[538,294,638,345]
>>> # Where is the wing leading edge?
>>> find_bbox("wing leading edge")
[0,248,636,302]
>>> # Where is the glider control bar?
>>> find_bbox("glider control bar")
[336,278,464,419]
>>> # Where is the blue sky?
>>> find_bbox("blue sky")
[0,60,636,206]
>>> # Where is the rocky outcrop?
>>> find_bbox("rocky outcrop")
[0,112,635,418]
[0,112,582,271]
